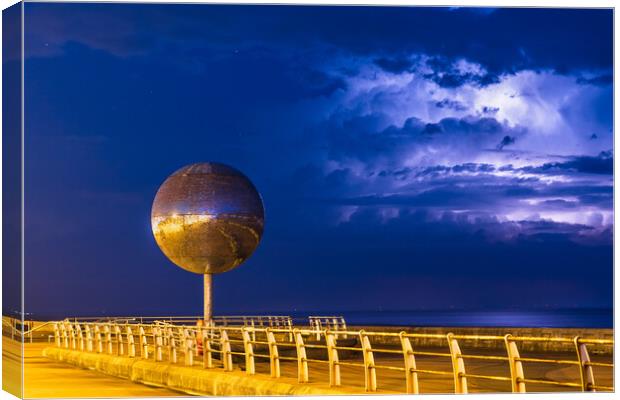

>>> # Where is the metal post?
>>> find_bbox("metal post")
[325,330,341,387]
[359,331,377,392]
[241,328,256,375]
[287,318,294,342]
[294,329,309,383]
[154,327,163,361]
[504,334,526,393]
[76,325,84,351]
[61,324,69,348]
[399,332,419,394]
[332,318,339,339]
[53,323,61,347]
[139,326,148,359]
[68,324,76,350]
[115,326,124,355]
[204,274,212,322]
[95,325,103,353]
[202,329,213,368]
[183,329,193,366]
[220,329,233,372]
[105,325,113,355]
[85,325,93,352]
[191,329,199,357]
[266,328,280,378]
[127,326,136,358]
[447,333,468,394]
[574,337,596,391]
[314,319,322,341]
[168,328,177,363]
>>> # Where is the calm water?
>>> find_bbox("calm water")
[316,309,613,328]
[19,308,613,328]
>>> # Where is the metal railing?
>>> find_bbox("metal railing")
[63,315,295,328]
[50,321,613,394]
[309,316,347,340]
[2,316,54,343]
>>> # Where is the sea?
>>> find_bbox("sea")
[289,309,613,329]
[14,308,613,328]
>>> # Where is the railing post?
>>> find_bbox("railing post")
[76,324,84,351]
[293,329,309,383]
[162,326,168,346]
[220,329,233,371]
[95,325,103,353]
[287,318,293,342]
[189,329,198,357]
[115,326,124,355]
[359,330,377,392]
[325,330,341,387]
[139,326,147,359]
[105,325,113,355]
[574,336,596,392]
[265,328,281,378]
[202,328,213,368]
[447,333,468,394]
[332,318,339,339]
[154,327,163,361]
[183,328,193,366]
[168,328,177,363]
[85,325,93,352]
[68,324,77,350]
[53,323,61,347]
[399,332,419,394]
[250,320,256,342]
[61,323,69,348]
[504,334,526,393]
[241,328,256,375]
[126,326,136,358]
[314,319,322,341]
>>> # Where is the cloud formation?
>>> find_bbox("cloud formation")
[24,4,613,245]
[282,51,613,244]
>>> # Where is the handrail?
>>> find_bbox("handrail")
[47,320,613,394]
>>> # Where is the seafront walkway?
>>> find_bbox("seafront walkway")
[3,337,181,398]
[2,316,614,397]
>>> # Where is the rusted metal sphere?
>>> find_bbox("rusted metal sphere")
[151,162,264,275]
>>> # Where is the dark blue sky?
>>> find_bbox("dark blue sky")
[16,4,613,317]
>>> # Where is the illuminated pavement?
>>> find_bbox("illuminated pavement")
[3,337,183,398]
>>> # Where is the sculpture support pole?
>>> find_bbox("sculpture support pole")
[204,274,212,322]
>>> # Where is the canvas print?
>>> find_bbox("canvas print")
[2,2,614,398]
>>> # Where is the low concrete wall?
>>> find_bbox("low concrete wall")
[43,347,362,396]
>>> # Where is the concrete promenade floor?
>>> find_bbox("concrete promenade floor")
[3,337,183,398]
[3,335,614,397]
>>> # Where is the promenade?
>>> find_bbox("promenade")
[4,334,613,397]
[3,337,181,398]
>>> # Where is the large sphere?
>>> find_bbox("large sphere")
[151,163,264,274]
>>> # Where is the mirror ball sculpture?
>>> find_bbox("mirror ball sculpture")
[151,162,264,321]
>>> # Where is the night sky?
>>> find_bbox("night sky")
[17,4,613,318]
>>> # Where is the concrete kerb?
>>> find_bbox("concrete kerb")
[43,347,365,396]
